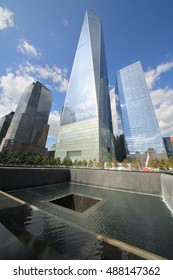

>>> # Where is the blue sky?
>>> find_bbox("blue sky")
[1,0,173,148]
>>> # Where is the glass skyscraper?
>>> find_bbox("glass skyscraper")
[55,11,114,162]
[0,112,14,145]
[0,81,52,155]
[116,61,166,158]
[163,137,173,157]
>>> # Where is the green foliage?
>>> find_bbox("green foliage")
[0,151,62,167]
[0,151,10,164]
[47,157,57,166]
[73,159,78,167]
[97,160,103,168]
[149,158,171,170]
[77,160,83,166]
[131,159,140,169]
[88,159,93,167]
[149,158,160,168]
[168,157,173,168]
[61,157,73,166]
[82,159,88,167]
[1,151,172,172]
[106,159,112,168]
[112,159,118,168]
[122,159,128,167]
[93,158,97,168]
[55,157,61,166]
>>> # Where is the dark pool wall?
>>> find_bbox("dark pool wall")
[0,167,162,195]
[70,169,161,195]
[0,167,70,191]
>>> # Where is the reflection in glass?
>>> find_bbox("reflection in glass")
[115,61,166,159]
[0,81,52,155]
[55,11,114,162]
[0,112,14,145]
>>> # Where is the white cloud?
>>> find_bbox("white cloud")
[0,62,68,141]
[145,60,173,90]
[145,60,173,137]
[17,38,42,57]
[48,110,60,138]
[0,6,14,30]
[0,72,35,117]
[18,62,68,90]
[76,84,97,119]
[150,87,173,107]
[150,87,173,136]
[55,78,68,93]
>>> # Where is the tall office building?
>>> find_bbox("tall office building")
[115,61,166,159]
[163,137,173,157]
[0,112,14,145]
[55,11,114,162]
[0,81,52,155]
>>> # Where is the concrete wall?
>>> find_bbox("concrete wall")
[70,168,162,195]
[161,173,173,213]
[0,167,169,196]
[0,167,70,191]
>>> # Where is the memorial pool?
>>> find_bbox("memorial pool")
[9,182,173,259]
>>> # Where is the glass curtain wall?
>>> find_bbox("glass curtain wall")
[116,61,166,158]
[0,81,52,154]
[55,11,114,162]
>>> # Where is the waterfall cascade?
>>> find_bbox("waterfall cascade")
[161,173,173,216]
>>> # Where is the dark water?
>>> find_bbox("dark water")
[9,183,173,259]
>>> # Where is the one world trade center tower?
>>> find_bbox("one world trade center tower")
[55,11,114,162]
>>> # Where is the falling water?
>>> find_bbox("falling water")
[161,173,173,216]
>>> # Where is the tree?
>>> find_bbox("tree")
[88,159,93,167]
[7,153,19,165]
[122,159,128,168]
[82,159,88,167]
[0,151,10,164]
[61,157,73,166]
[149,158,160,168]
[106,159,112,169]
[48,157,57,166]
[73,159,78,167]
[93,158,97,168]
[168,157,173,168]
[55,157,61,166]
[131,159,140,170]
[97,160,103,168]
[77,160,83,167]
[112,159,118,168]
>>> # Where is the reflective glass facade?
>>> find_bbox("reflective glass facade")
[0,81,52,154]
[116,61,166,157]
[55,11,114,162]
[0,112,14,145]
[163,137,173,157]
